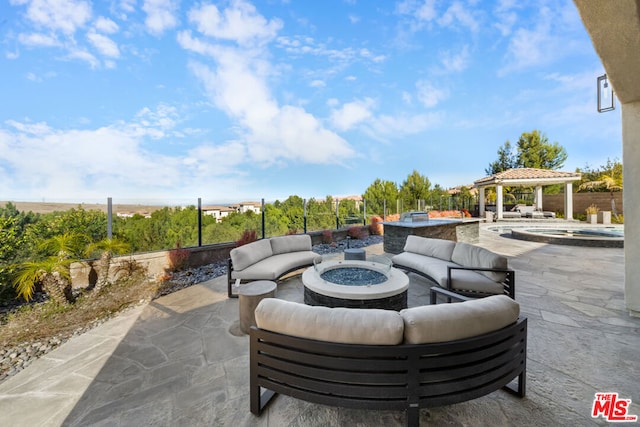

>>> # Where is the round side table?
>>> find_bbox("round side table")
[238,280,277,334]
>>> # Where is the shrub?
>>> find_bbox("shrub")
[348,226,364,239]
[369,216,383,235]
[385,214,400,222]
[236,229,258,247]
[286,228,299,235]
[321,229,333,244]
[167,242,189,272]
[586,204,599,215]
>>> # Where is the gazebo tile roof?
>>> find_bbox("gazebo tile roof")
[474,168,581,186]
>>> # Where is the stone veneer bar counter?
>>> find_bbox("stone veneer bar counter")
[382,218,480,254]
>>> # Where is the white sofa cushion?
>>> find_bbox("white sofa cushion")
[230,239,273,272]
[400,295,520,344]
[270,234,312,255]
[255,299,404,345]
[451,242,508,282]
[231,251,319,281]
[403,235,456,261]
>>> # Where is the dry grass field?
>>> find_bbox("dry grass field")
[1,201,164,216]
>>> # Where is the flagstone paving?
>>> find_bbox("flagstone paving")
[0,223,639,426]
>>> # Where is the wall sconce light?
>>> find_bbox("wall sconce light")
[597,73,615,113]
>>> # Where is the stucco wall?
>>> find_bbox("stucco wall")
[542,193,623,216]
[69,227,371,288]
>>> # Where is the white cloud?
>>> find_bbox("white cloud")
[310,80,325,88]
[20,0,92,34]
[94,17,119,34]
[188,0,283,46]
[0,107,247,200]
[18,32,60,47]
[493,0,519,36]
[87,32,120,58]
[498,5,586,76]
[66,47,100,68]
[366,112,442,139]
[143,0,179,36]
[416,79,449,108]
[180,2,356,166]
[439,45,470,73]
[438,2,479,32]
[416,0,437,21]
[330,98,375,131]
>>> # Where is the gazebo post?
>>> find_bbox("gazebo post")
[564,182,574,220]
[534,186,543,211]
[496,185,504,220]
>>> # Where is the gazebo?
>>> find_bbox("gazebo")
[474,168,582,220]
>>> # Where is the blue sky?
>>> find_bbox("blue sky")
[0,0,622,205]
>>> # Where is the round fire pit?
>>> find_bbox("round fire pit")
[302,256,409,310]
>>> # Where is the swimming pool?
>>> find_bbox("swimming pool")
[488,225,624,248]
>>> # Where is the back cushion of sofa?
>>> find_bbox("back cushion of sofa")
[403,236,456,261]
[230,239,273,272]
[270,234,312,255]
[451,242,508,282]
[255,298,404,345]
[400,295,520,344]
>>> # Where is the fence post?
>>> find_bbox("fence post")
[335,198,340,230]
[383,199,387,220]
[198,198,202,247]
[363,199,367,225]
[303,198,307,234]
[261,198,266,239]
[107,197,112,239]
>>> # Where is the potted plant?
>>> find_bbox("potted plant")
[586,204,599,224]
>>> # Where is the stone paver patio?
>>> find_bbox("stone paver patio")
[0,223,639,426]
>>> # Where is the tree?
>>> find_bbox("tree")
[399,170,431,211]
[279,196,305,232]
[485,140,517,175]
[516,130,567,170]
[362,179,399,216]
[486,130,568,174]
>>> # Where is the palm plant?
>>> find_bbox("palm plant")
[13,257,74,304]
[579,174,623,219]
[85,238,130,294]
[12,233,89,304]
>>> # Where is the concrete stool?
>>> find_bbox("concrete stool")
[344,248,366,261]
[238,280,277,334]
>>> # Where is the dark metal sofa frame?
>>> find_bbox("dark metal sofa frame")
[250,304,527,426]
[226,258,315,298]
[392,263,516,299]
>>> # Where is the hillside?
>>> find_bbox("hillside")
[0,201,164,216]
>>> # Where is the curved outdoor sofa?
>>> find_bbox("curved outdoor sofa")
[250,295,527,427]
[227,234,320,298]
[391,235,515,299]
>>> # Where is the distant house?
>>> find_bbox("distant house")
[117,211,151,218]
[447,185,478,197]
[202,205,235,223]
[334,195,363,210]
[231,201,262,215]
